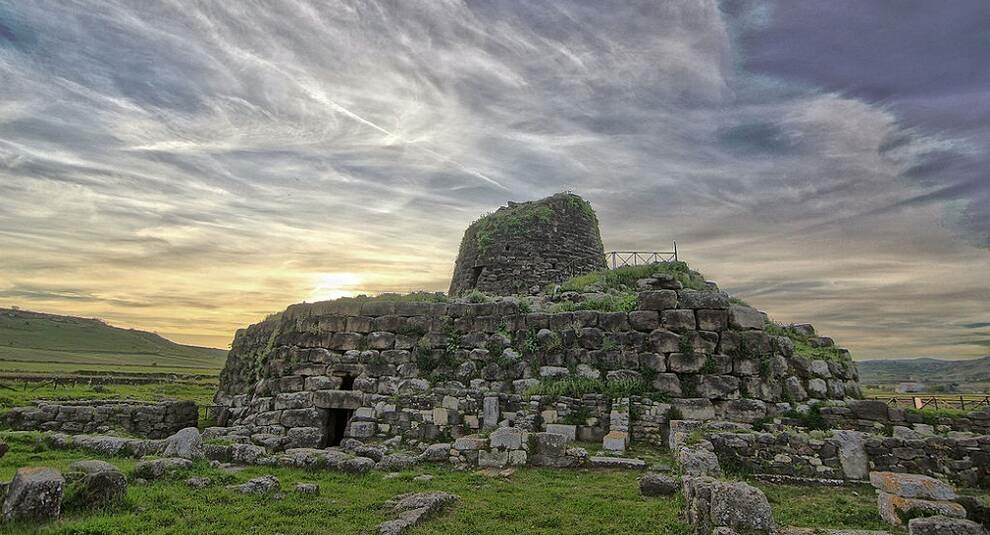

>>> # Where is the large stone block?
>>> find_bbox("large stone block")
[652,373,682,396]
[534,432,569,457]
[313,390,364,410]
[668,352,707,373]
[832,430,868,480]
[709,480,775,533]
[545,424,576,442]
[697,375,740,400]
[2,467,65,522]
[677,290,730,310]
[650,329,681,353]
[672,398,716,421]
[697,309,728,331]
[728,305,765,330]
[280,408,324,428]
[638,290,678,311]
[661,309,696,332]
[628,311,660,331]
[489,427,526,450]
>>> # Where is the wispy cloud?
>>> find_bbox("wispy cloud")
[0,1,987,358]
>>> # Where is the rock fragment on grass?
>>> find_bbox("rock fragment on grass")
[378,492,458,535]
[225,475,280,495]
[294,483,319,495]
[132,458,192,480]
[186,477,212,489]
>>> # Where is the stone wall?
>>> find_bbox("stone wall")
[448,193,606,296]
[213,288,860,450]
[709,428,990,488]
[817,399,990,435]
[3,400,198,439]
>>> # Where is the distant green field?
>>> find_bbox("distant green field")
[0,309,227,372]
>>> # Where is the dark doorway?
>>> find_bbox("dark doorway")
[339,374,355,391]
[469,265,485,289]
[323,408,353,447]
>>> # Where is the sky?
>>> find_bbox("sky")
[0,1,987,359]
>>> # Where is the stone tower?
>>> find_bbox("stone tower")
[448,192,606,296]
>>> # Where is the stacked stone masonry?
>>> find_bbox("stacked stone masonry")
[448,193,606,296]
[4,400,198,439]
[213,290,858,451]
[709,426,990,488]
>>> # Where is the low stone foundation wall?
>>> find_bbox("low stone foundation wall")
[817,399,990,435]
[3,400,199,439]
[709,428,990,488]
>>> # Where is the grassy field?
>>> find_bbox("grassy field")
[0,309,226,371]
[0,431,901,535]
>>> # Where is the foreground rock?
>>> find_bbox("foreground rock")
[378,492,459,535]
[908,515,988,535]
[2,467,65,522]
[682,476,775,535]
[0,441,8,459]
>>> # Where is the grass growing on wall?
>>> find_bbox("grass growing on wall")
[556,261,709,294]
[524,376,667,402]
[764,323,851,363]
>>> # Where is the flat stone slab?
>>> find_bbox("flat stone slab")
[588,457,646,469]
[908,515,988,535]
[378,492,458,535]
[877,491,967,527]
[870,471,958,501]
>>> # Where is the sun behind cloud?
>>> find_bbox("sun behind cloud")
[307,272,364,302]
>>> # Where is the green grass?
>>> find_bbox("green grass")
[546,293,638,313]
[0,431,692,535]
[756,481,902,533]
[525,376,667,402]
[0,309,226,371]
[0,431,905,535]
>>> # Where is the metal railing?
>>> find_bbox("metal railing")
[871,394,990,411]
[605,242,677,269]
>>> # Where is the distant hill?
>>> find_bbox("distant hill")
[0,308,227,371]
[857,356,990,385]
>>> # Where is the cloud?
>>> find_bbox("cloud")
[0,0,987,357]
